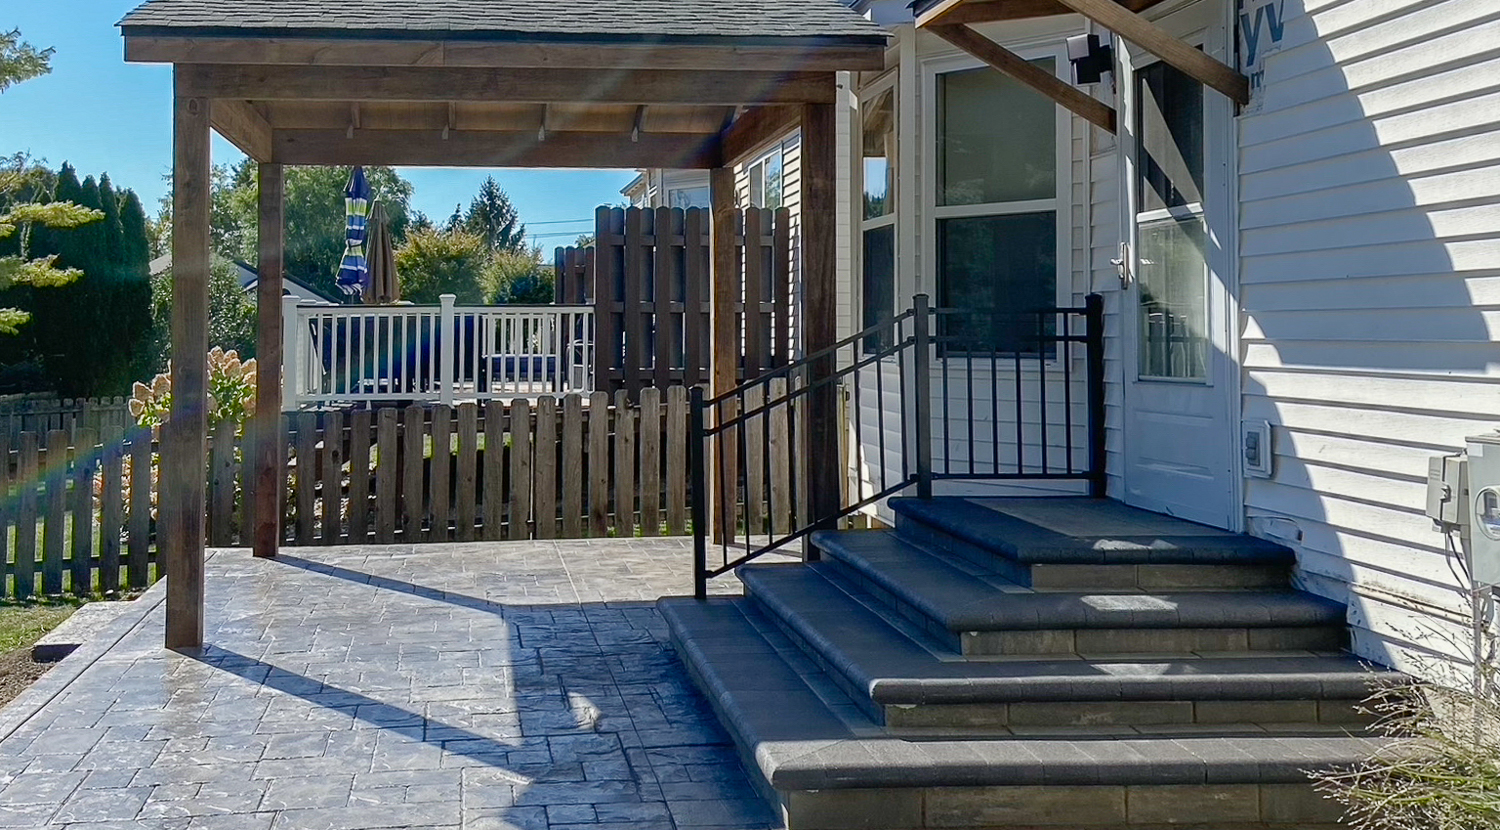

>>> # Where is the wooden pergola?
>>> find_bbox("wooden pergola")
[915,0,1251,133]
[120,0,886,649]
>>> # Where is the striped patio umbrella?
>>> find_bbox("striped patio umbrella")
[335,166,372,297]
[365,200,400,304]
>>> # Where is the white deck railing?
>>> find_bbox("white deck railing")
[283,294,595,410]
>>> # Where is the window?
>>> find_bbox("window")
[862,85,897,352]
[666,185,710,209]
[934,59,1060,354]
[1135,61,1207,379]
[747,144,785,209]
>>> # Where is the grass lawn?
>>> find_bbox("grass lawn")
[0,599,84,655]
[0,598,85,709]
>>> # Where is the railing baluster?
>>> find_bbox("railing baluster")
[1038,310,1049,475]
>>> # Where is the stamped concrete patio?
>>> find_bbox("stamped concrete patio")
[0,540,792,829]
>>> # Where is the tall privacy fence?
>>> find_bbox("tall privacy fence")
[554,205,795,397]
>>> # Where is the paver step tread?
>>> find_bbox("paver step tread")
[891,497,1295,565]
[811,530,1339,631]
[738,563,1395,705]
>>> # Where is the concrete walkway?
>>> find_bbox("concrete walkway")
[0,540,787,829]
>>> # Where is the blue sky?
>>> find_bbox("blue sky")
[1,1,638,247]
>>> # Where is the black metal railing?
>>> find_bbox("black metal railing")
[691,293,1104,598]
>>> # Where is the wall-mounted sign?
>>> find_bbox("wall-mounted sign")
[1237,0,1288,110]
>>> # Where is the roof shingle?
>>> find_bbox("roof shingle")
[119,0,888,43]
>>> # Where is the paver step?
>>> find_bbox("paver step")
[891,497,1293,590]
[810,530,1344,655]
[738,563,1386,730]
[660,596,1384,830]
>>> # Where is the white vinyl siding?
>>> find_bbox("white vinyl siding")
[1237,0,1500,673]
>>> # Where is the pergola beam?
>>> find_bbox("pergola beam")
[178,65,838,105]
[126,36,888,73]
[918,0,1071,27]
[918,0,1171,26]
[720,105,801,166]
[930,24,1116,133]
[271,128,723,168]
[210,99,273,162]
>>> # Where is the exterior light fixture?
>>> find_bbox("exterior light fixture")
[1066,33,1114,84]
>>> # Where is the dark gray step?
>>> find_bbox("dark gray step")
[660,595,1385,830]
[738,563,1386,730]
[812,530,1343,656]
[891,498,1294,589]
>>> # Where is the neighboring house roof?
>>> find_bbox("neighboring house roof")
[149,254,341,305]
[118,0,888,44]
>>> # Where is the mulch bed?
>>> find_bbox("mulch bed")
[0,647,55,709]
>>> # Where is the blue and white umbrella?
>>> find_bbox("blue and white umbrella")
[336,166,372,297]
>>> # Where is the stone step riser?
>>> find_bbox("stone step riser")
[1031,562,1291,592]
[962,624,1349,657]
[882,697,1376,730]
[893,514,1293,591]
[783,782,1347,830]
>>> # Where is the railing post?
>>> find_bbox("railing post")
[281,296,301,412]
[438,293,457,407]
[1085,293,1107,499]
[912,294,933,500]
[689,385,709,599]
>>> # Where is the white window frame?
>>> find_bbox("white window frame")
[859,73,900,355]
[746,142,787,209]
[921,43,1075,320]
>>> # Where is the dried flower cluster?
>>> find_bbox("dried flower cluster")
[129,346,257,428]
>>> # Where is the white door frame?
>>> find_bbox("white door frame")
[1116,0,1244,531]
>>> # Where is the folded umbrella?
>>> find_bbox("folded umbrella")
[336,166,372,297]
[365,200,399,304]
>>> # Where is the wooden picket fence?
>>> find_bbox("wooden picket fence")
[263,386,717,546]
[0,395,133,445]
[0,426,159,598]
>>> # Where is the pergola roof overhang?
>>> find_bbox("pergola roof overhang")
[121,0,888,170]
[914,0,1250,134]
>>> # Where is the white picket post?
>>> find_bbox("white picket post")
[439,294,457,407]
[282,296,302,412]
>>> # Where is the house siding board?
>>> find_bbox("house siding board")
[1239,0,1500,673]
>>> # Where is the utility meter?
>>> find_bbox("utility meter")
[1466,433,1500,586]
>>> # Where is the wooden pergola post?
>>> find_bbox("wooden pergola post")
[709,166,738,543]
[252,163,284,559]
[164,71,211,650]
[801,99,840,550]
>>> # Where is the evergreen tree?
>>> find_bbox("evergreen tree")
[119,191,150,270]
[463,176,526,252]
[99,173,124,267]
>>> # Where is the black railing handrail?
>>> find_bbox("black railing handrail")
[691,293,1105,598]
[701,309,916,410]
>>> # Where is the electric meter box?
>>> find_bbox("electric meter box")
[1466,433,1500,586]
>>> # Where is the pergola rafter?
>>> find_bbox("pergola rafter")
[915,0,1250,135]
[121,0,886,650]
